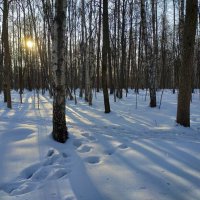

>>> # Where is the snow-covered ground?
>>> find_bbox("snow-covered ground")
[0,89,200,200]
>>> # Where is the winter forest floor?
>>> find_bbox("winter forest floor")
[0,89,200,200]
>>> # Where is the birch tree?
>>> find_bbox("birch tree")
[96,0,101,93]
[52,0,68,143]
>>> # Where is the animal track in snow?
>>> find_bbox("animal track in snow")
[0,149,71,196]
[85,156,101,164]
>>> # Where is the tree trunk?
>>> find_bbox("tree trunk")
[119,0,127,98]
[96,0,101,93]
[141,0,156,107]
[0,48,3,93]
[52,0,68,143]
[172,0,176,93]
[176,0,197,127]
[102,0,110,113]
[79,0,86,98]
[160,0,167,89]
[2,0,12,109]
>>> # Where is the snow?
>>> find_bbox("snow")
[0,89,200,200]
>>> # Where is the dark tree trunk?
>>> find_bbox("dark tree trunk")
[102,0,110,113]
[141,0,156,107]
[119,0,127,98]
[176,0,197,127]
[0,49,3,93]
[79,0,86,98]
[2,0,12,108]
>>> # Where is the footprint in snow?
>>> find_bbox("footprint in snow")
[104,149,115,156]
[1,150,71,196]
[118,143,128,150]
[78,145,92,153]
[139,186,147,190]
[85,156,101,164]
[81,133,97,142]
[73,139,82,148]
[9,182,37,196]
[43,152,69,166]
[48,168,71,180]
[62,152,68,158]
[46,148,55,157]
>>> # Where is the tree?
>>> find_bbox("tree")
[141,0,156,107]
[120,0,127,98]
[52,0,68,143]
[79,0,86,98]
[96,0,102,93]
[2,0,12,108]
[176,0,198,127]
[172,0,177,93]
[102,0,110,113]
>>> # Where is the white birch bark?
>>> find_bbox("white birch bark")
[52,0,68,143]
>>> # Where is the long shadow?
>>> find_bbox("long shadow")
[0,92,39,183]
[114,140,200,200]
[37,93,200,199]
[68,135,106,200]
[143,139,200,172]
[40,93,174,135]
[72,126,200,199]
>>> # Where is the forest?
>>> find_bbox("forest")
[0,0,199,132]
[0,0,200,200]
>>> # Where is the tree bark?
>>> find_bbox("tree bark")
[2,0,12,109]
[141,0,156,107]
[79,0,86,98]
[52,0,68,143]
[96,0,101,93]
[102,0,111,113]
[176,0,197,127]
[119,0,127,98]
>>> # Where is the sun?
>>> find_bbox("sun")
[26,40,34,49]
